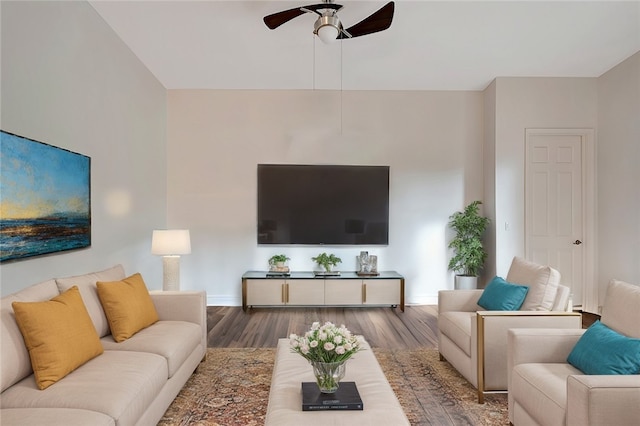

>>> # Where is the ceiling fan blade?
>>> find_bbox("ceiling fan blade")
[338,1,394,39]
[264,7,307,30]
[264,3,343,30]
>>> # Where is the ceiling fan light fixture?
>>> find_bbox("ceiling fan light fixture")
[314,14,341,44]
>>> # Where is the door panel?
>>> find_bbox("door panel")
[287,279,324,305]
[246,279,284,306]
[526,132,583,308]
[324,280,362,305]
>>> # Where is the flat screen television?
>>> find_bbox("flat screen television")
[257,164,389,245]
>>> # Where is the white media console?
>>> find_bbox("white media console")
[241,271,405,312]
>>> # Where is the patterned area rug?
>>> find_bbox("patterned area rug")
[159,347,508,426]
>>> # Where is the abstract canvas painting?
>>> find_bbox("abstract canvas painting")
[0,131,91,262]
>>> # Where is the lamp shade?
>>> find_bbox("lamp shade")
[151,230,191,255]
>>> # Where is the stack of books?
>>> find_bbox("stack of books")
[301,382,363,411]
[267,266,290,277]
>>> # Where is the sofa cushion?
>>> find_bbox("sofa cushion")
[511,363,582,426]
[0,408,115,426]
[601,279,640,338]
[0,350,167,426]
[506,256,560,311]
[438,311,473,357]
[567,320,640,375]
[1,279,60,393]
[11,286,104,390]
[478,276,529,311]
[101,320,201,377]
[55,265,126,337]
[97,273,159,342]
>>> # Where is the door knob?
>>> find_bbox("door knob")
[573,240,583,245]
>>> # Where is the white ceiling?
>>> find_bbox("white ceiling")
[89,0,640,91]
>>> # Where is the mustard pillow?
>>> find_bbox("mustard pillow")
[12,286,104,390]
[97,273,159,342]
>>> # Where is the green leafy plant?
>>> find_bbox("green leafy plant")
[447,200,491,277]
[311,253,342,271]
[269,254,290,266]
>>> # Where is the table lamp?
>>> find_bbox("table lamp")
[151,229,191,291]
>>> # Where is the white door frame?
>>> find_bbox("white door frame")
[525,128,597,313]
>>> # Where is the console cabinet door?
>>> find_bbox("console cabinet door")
[362,279,401,305]
[324,280,362,305]
[287,279,325,305]
[246,279,285,306]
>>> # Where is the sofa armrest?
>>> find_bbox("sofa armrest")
[150,290,207,350]
[438,290,483,313]
[567,374,640,426]
[507,327,585,367]
[474,313,582,402]
[150,290,206,324]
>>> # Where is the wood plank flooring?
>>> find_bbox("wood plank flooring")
[207,305,440,349]
[207,306,597,349]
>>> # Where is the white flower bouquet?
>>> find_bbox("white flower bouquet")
[289,321,362,363]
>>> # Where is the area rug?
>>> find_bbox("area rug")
[158,348,508,426]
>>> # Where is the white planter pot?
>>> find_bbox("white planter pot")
[455,275,478,290]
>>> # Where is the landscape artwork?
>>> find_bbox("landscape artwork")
[0,131,91,262]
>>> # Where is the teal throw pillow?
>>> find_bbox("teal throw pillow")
[567,320,640,375]
[477,276,529,311]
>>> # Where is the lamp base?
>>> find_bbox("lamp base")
[162,256,181,291]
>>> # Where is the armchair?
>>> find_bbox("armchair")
[508,279,640,425]
[438,257,582,403]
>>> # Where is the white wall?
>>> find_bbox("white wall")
[482,80,497,281]
[596,52,640,300]
[167,90,484,305]
[2,2,635,308]
[0,1,167,294]
[492,77,598,276]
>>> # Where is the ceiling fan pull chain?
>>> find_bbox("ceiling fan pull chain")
[340,38,343,134]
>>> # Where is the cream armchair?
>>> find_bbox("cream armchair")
[508,279,640,426]
[438,257,582,403]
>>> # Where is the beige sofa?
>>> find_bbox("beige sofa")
[0,265,207,426]
[508,279,640,426]
[438,257,582,402]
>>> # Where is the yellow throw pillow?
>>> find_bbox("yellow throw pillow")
[12,286,104,390]
[97,273,159,342]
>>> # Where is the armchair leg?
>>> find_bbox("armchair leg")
[477,389,484,404]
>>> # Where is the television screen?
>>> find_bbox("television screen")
[257,164,389,245]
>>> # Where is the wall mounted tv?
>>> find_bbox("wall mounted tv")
[257,164,389,245]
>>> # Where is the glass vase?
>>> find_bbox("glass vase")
[311,361,346,393]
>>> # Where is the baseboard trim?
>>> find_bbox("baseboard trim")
[207,295,241,306]
[206,295,439,306]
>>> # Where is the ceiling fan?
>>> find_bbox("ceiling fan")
[263,0,395,44]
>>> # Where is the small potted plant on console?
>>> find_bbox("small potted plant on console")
[312,253,342,276]
[269,254,290,272]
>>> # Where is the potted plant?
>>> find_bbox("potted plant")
[269,254,290,269]
[447,200,491,289]
[312,253,342,272]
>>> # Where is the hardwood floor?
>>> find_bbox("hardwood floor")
[207,305,440,349]
[207,305,595,349]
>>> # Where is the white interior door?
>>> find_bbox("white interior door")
[525,130,594,310]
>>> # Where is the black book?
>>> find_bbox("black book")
[301,382,363,411]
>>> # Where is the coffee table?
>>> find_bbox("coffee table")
[265,338,410,425]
